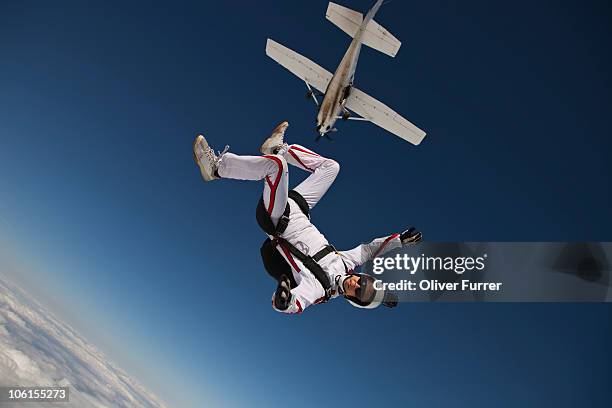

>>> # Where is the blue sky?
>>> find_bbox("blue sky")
[1,0,611,407]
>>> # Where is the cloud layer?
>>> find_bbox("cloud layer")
[0,276,167,408]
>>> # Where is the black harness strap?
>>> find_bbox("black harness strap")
[313,245,337,262]
[256,190,310,236]
[288,189,310,218]
[256,190,333,302]
[274,237,333,301]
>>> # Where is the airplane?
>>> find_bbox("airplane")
[265,0,426,145]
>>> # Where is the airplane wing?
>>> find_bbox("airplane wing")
[265,39,332,94]
[345,87,426,145]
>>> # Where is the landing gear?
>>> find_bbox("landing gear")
[306,90,314,100]
[341,111,350,121]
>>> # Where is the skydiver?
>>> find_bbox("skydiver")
[192,121,422,314]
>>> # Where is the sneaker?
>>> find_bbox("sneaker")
[400,227,422,245]
[193,135,223,181]
[260,121,289,155]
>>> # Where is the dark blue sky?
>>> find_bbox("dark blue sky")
[1,0,611,406]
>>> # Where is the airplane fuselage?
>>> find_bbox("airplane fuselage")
[316,40,362,135]
[316,0,383,137]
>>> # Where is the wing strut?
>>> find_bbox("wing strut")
[305,81,319,106]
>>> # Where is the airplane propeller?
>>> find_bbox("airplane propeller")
[316,133,335,142]
[315,127,337,142]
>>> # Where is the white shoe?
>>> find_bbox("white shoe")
[260,121,289,155]
[193,135,226,181]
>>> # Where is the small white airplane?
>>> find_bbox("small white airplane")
[266,0,426,144]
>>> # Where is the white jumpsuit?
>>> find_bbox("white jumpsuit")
[217,144,402,314]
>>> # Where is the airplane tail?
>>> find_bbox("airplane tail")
[325,1,401,57]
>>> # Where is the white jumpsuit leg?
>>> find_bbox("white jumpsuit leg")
[217,153,288,226]
[217,144,340,224]
[285,144,340,209]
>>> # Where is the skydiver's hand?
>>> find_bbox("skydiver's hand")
[401,227,422,245]
[274,275,292,311]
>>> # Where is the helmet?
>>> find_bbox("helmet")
[337,273,398,309]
